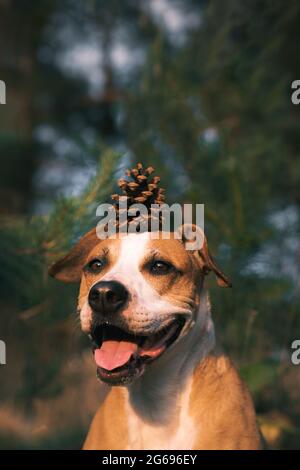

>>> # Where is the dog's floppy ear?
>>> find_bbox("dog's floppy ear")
[177,224,232,288]
[48,228,99,283]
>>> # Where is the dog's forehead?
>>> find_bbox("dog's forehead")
[87,232,191,267]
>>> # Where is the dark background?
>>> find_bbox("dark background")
[0,0,300,449]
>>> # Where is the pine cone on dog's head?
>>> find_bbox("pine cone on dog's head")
[111,163,165,232]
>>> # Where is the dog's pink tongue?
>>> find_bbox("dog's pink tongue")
[94,341,138,371]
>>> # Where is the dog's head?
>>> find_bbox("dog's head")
[49,225,231,385]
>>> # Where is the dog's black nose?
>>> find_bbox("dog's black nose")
[88,281,128,314]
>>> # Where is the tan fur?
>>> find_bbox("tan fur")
[189,354,261,450]
[83,387,129,450]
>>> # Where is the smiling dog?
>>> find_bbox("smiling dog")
[49,165,262,450]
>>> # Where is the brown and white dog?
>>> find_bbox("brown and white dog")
[49,226,262,450]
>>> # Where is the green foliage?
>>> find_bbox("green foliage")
[0,150,120,408]
[240,358,280,397]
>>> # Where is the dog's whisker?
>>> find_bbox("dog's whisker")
[166,295,196,310]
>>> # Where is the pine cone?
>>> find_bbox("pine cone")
[111,163,166,232]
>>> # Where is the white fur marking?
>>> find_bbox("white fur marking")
[80,300,92,332]
[125,378,195,450]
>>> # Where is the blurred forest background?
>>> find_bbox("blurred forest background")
[0,0,300,449]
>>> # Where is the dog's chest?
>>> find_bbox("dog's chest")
[125,381,196,450]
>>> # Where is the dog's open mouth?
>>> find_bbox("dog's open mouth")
[90,317,185,385]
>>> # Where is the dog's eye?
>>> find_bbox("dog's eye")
[150,260,173,275]
[87,259,104,273]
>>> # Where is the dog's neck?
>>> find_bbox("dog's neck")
[126,291,216,425]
